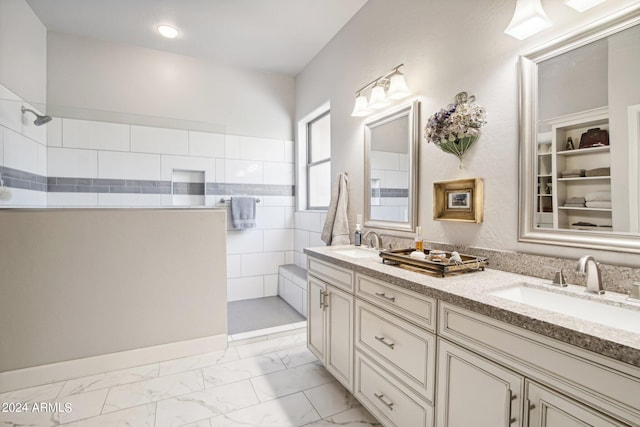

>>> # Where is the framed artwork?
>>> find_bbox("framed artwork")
[433,178,483,223]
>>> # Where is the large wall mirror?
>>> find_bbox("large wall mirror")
[364,100,419,232]
[519,5,640,253]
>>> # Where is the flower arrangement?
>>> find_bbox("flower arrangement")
[424,92,487,168]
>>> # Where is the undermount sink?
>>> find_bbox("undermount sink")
[333,247,380,259]
[491,284,640,334]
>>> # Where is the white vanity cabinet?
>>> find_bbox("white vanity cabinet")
[438,302,640,427]
[354,273,437,427]
[436,339,524,427]
[307,258,354,392]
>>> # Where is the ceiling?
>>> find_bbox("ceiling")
[26,0,368,76]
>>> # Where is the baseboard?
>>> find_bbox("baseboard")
[0,334,227,394]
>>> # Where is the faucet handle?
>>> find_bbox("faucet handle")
[543,266,568,287]
[552,269,567,287]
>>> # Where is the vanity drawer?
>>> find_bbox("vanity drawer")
[355,350,433,427]
[356,273,435,331]
[355,299,436,401]
[308,256,354,292]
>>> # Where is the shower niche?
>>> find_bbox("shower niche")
[171,169,206,206]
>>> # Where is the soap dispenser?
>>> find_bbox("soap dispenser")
[355,214,362,246]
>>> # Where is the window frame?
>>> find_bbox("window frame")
[306,110,331,210]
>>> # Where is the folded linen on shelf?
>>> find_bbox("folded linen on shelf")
[565,196,586,204]
[584,191,611,202]
[564,203,586,207]
[585,167,610,177]
[561,169,585,178]
[586,201,612,209]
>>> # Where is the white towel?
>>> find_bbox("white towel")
[586,201,612,209]
[230,196,257,229]
[584,191,610,202]
[321,173,350,246]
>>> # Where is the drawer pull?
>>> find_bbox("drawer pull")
[319,290,325,309]
[374,335,395,349]
[375,292,396,302]
[374,392,394,410]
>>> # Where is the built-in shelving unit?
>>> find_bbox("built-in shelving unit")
[536,107,611,231]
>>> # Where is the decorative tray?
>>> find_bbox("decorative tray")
[379,248,488,277]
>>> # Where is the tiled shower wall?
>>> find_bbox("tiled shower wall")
[0,84,47,207]
[0,98,296,301]
[293,211,327,270]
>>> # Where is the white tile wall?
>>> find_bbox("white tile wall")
[131,125,188,155]
[263,162,293,185]
[224,159,263,184]
[47,117,62,147]
[21,106,47,146]
[227,276,264,302]
[4,128,40,175]
[47,192,99,207]
[48,147,98,178]
[63,119,130,151]
[293,211,326,271]
[160,155,215,181]
[42,117,297,301]
[98,151,161,180]
[188,131,225,158]
[240,136,285,162]
[264,229,294,252]
[225,135,240,159]
[241,252,285,277]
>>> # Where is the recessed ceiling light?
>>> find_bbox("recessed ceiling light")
[157,25,179,39]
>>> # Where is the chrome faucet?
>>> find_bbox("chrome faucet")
[576,255,605,294]
[363,230,381,250]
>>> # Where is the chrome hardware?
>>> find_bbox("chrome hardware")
[374,393,394,410]
[511,394,517,401]
[510,417,517,424]
[628,282,640,301]
[576,255,605,294]
[552,269,567,287]
[363,230,381,250]
[374,336,395,349]
[319,290,327,310]
[375,292,396,303]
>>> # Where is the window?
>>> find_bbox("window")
[306,111,331,209]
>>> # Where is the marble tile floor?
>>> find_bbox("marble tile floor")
[0,331,380,427]
[228,296,306,335]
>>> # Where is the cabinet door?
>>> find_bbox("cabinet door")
[526,381,628,427]
[436,339,524,427]
[325,284,354,392]
[307,275,326,362]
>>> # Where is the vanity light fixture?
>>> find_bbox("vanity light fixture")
[504,0,552,40]
[564,0,606,13]
[350,64,410,117]
[157,24,179,39]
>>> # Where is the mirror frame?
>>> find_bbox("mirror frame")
[518,5,640,253]
[364,100,419,233]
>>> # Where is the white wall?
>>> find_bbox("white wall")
[46,32,295,140]
[0,0,47,105]
[295,0,640,267]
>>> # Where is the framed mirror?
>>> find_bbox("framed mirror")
[519,5,640,253]
[364,100,419,232]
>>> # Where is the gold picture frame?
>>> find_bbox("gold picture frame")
[433,178,483,223]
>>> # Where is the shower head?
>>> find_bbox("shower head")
[21,106,52,126]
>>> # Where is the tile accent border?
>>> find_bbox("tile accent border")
[0,166,47,192]
[0,166,294,197]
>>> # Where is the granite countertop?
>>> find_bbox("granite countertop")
[304,245,640,368]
